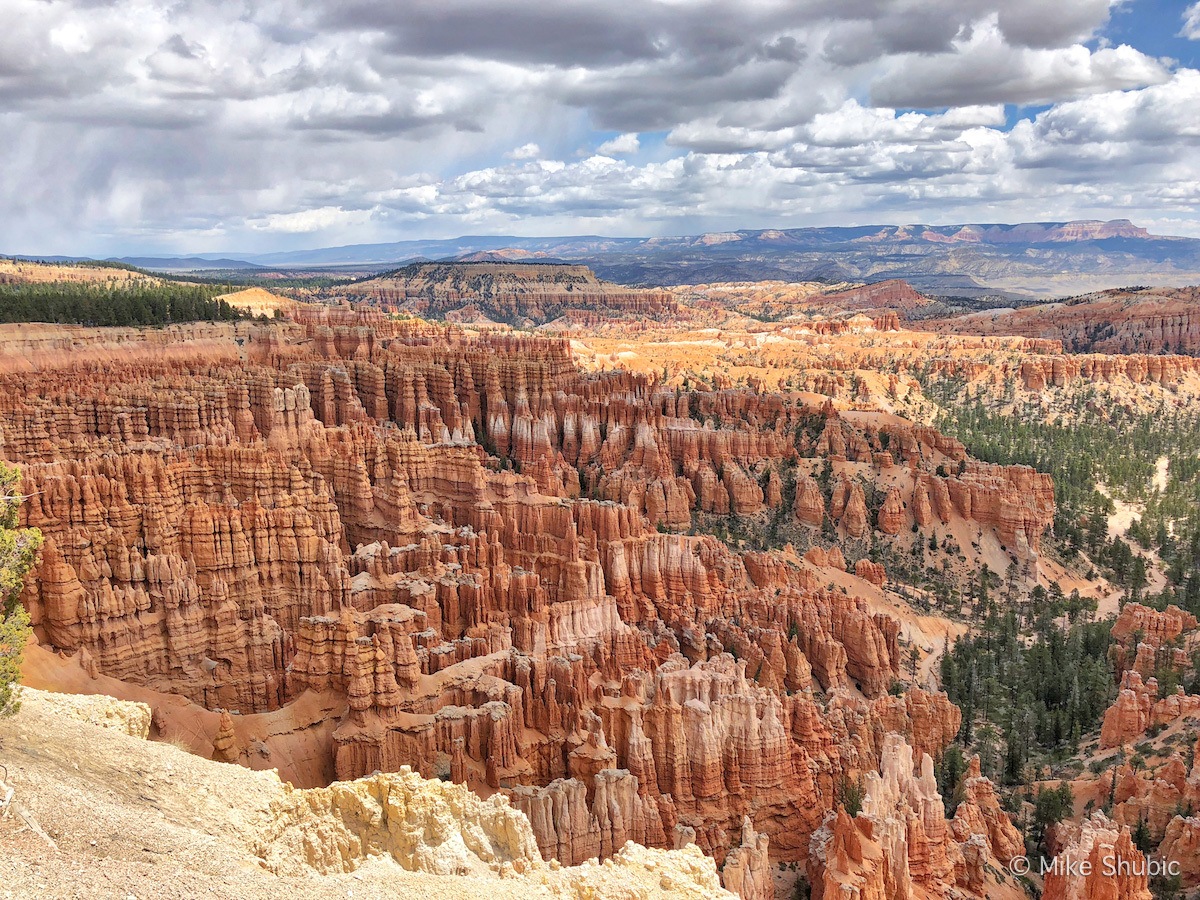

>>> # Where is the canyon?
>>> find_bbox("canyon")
[2,299,1034,899]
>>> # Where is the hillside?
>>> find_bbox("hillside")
[930,285,1200,355]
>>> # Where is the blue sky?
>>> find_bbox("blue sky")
[1110,0,1198,66]
[3,0,1200,255]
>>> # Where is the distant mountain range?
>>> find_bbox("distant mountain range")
[116,256,265,270]
[15,219,1200,297]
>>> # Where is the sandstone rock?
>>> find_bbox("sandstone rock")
[793,474,826,527]
[254,765,543,876]
[911,481,933,528]
[833,479,869,538]
[721,817,774,900]
[876,489,904,535]
[854,560,886,586]
[950,756,1023,864]
[0,312,1055,894]
[1041,813,1153,900]
[212,711,240,763]
[1100,670,1200,748]
[933,285,1200,356]
[1159,815,1200,887]
[808,733,1018,900]
[1111,603,1197,655]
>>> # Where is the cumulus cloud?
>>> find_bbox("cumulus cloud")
[248,206,376,233]
[505,143,542,160]
[596,133,640,156]
[871,19,1170,108]
[0,0,1195,254]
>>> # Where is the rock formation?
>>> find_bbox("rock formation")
[720,818,774,900]
[933,285,1200,356]
[1041,813,1154,900]
[1099,670,1200,748]
[807,734,1022,900]
[332,262,678,327]
[1159,815,1200,887]
[212,711,240,763]
[5,688,739,899]
[0,312,1048,897]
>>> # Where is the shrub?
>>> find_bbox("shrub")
[0,462,43,716]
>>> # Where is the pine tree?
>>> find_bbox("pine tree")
[0,462,43,715]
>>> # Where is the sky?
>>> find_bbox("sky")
[3,0,1200,256]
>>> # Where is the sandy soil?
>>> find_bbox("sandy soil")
[1092,457,1171,616]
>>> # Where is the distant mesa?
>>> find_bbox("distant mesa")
[330,260,678,327]
[906,219,1151,245]
[7,216,1195,301]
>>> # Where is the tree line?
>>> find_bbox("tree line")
[0,281,246,326]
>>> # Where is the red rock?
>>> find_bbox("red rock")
[721,817,774,900]
[1159,815,1200,887]
[1041,813,1153,900]
[1100,670,1200,748]
[832,478,869,538]
[876,488,904,535]
[0,313,1032,892]
[212,711,239,763]
[809,733,1019,900]
[950,756,1023,864]
[793,473,826,527]
[933,285,1200,356]
[854,560,886,586]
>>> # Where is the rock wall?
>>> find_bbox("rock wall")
[1099,670,1200,749]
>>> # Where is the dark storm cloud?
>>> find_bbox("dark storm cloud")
[557,55,801,133]
[321,0,667,67]
[994,0,1112,48]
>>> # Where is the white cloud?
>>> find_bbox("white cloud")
[248,206,376,233]
[505,143,542,160]
[1182,3,1200,40]
[596,133,640,156]
[872,18,1170,108]
[0,0,1196,253]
